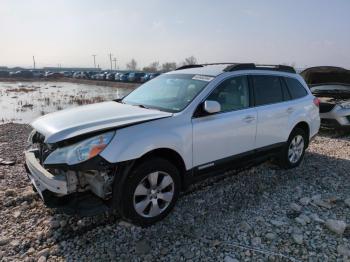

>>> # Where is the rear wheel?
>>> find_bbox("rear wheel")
[118,158,180,226]
[278,128,307,169]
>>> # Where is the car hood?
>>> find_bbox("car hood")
[31,101,172,143]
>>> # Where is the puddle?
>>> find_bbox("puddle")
[0,81,134,123]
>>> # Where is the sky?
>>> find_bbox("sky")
[1,0,350,70]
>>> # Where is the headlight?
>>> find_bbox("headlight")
[44,131,115,165]
[339,102,350,109]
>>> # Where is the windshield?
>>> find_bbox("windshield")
[122,74,212,112]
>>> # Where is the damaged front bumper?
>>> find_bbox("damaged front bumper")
[25,149,68,200]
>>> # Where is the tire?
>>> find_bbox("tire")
[278,127,308,169]
[118,157,181,226]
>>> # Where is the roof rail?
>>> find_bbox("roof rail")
[175,64,204,70]
[224,63,296,73]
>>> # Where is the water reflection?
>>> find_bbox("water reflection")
[0,82,134,123]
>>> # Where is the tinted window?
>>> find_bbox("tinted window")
[207,76,249,112]
[252,75,283,106]
[284,77,308,99]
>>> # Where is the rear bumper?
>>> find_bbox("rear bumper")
[24,150,68,199]
[320,106,350,128]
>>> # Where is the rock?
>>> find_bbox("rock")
[325,219,347,235]
[5,189,16,197]
[251,237,262,246]
[77,220,84,227]
[49,219,60,229]
[13,210,21,218]
[37,256,46,262]
[292,233,303,244]
[10,239,20,247]
[290,203,302,212]
[239,221,252,232]
[135,240,150,255]
[313,198,332,209]
[299,197,311,206]
[344,198,350,208]
[183,250,194,259]
[270,220,287,227]
[0,160,15,166]
[309,213,325,223]
[37,248,50,258]
[0,237,9,246]
[118,221,133,228]
[295,214,310,226]
[224,256,239,262]
[265,233,277,240]
[337,245,350,256]
[59,220,67,228]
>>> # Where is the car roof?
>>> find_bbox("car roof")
[167,64,228,77]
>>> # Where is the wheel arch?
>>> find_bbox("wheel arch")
[135,148,187,190]
[291,121,310,147]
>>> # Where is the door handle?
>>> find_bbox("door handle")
[286,107,295,114]
[243,115,255,123]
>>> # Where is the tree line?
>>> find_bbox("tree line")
[126,56,198,72]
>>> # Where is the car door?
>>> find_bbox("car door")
[251,74,291,148]
[192,75,257,169]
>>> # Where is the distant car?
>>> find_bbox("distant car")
[140,73,151,82]
[128,72,146,82]
[114,72,122,81]
[31,70,45,78]
[0,71,9,77]
[301,66,350,129]
[119,72,130,82]
[149,73,161,80]
[11,70,34,78]
[46,72,63,79]
[106,72,115,81]
[61,71,73,77]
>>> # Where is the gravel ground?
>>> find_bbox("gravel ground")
[0,123,349,262]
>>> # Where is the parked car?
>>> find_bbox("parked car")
[301,66,350,129]
[0,70,9,77]
[45,72,63,78]
[140,73,151,82]
[128,72,146,82]
[31,70,45,78]
[11,70,33,78]
[106,72,115,81]
[25,63,320,225]
[119,72,130,82]
[149,72,161,80]
[114,72,123,81]
[61,71,73,77]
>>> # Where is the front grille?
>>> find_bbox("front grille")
[319,103,336,113]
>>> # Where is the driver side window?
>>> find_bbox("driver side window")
[207,76,250,112]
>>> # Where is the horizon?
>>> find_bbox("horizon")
[1,0,350,70]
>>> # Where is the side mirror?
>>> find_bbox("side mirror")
[203,100,221,114]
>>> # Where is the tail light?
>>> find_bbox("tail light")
[313,97,320,107]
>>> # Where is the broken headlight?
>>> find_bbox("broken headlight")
[44,131,115,165]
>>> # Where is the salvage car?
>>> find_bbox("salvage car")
[301,66,350,129]
[25,63,320,225]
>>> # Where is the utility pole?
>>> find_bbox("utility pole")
[108,53,113,71]
[113,58,117,70]
[92,54,97,68]
[32,56,36,69]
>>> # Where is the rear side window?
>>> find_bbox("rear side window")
[284,77,308,99]
[252,75,283,106]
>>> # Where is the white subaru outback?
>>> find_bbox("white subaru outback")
[25,63,320,225]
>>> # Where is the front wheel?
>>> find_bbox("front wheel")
[278,128,307,169]
[118,158,181,226]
